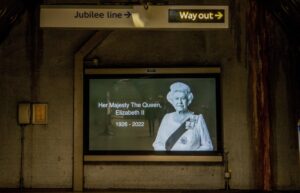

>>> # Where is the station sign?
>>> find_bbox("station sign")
[169,9,225,23]
[40,5,229,29]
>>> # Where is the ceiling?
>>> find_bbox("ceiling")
[0,0,299,44]
[0,0,25,43]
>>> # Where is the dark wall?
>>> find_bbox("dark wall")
[0,1,299,190]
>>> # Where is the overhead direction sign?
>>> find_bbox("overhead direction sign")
[40,5,229,29]
[169,9,225,23]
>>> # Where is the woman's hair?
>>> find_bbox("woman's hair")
[166,82,193,105]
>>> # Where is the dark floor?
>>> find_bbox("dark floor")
[0,189,300,193]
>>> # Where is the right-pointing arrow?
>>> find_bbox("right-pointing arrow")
[124,11,131,18]
[215,11,223,20]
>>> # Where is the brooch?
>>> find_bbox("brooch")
[180,136,188,144]
[185,115,198,130]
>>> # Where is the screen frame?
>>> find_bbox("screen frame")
[83,67,223,162]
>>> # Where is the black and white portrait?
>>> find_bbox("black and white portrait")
[153,82,213,151]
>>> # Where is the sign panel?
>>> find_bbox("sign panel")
[169,9,225,23]
[40,5,229,29]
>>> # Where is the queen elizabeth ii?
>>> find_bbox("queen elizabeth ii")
[152,82,213,151]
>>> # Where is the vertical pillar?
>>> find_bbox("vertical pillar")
[73,31,112,191]
[247,1,273,191]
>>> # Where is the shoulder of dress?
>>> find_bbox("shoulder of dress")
[190,113,204,122]
[198,114,204,118]
[163,112,173,119]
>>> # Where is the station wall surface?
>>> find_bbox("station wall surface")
[0,4,299,190]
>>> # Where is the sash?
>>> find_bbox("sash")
[165,118,190,151]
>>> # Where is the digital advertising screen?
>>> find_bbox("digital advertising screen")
[84,70,222,156]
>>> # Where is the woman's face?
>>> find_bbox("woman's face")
[171,91,188,113]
